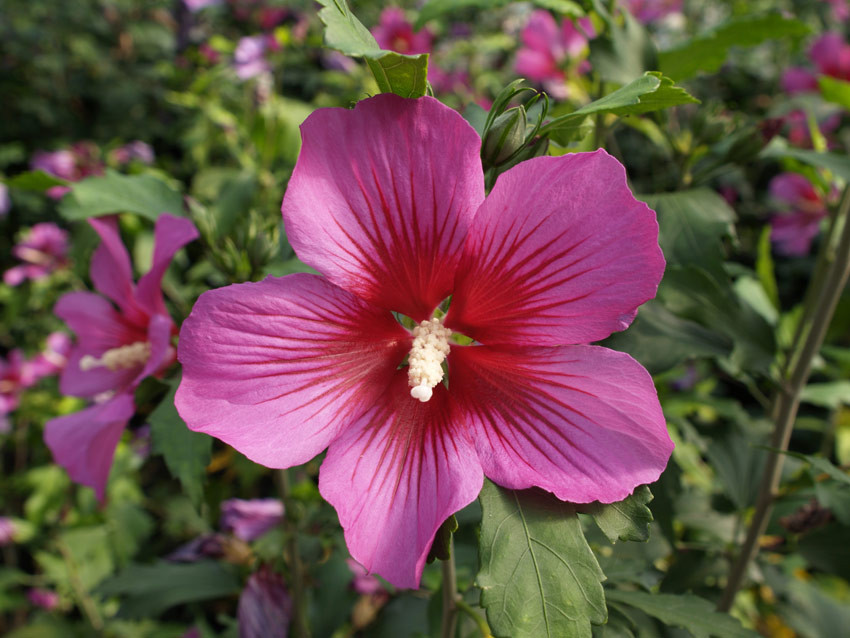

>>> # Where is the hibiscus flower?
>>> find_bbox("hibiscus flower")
[44,214,198,501]
[176,94,672,588]
[769,173,832,256]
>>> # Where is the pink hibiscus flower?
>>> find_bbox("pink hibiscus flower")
[44,214,198,501]
[515,10,594,99]
[28,332,73,381]
[372,8,433,55]
[624,0,683,24]
[810,32,850,81]
[1,351,36,431]
[769,173,832,256]
[176,95,672,588]
[3,223,70,287]
[30,142,103,199]
[784,109,842,149]
[220,498,284,541]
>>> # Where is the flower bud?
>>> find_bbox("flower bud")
[482,106,528,169]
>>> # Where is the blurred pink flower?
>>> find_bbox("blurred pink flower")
[0,184,9,217]
[0,517,15,545]
[780,67,819,95]
[0,351,36,431]
[234,35,272,79]
[784,109,841,149]
[184,0,222,11]
[826,0,850,22]
[769,173,831,256]
[29,332,73,381]
[372,8,433,55]
[624,0,683,24]
[220,498,284,541]
[810,32,850,81]
[515,10,594,99]
[44,214,198,501]
[3,223,69,286]
[346,558,384,596]
[237,567,292,638]
[112,141,155,166]
[176,95,672,588]
[31,142,104,199]
[27,588,59,610]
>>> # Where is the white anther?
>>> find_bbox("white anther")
[79,341,151,372]
[407,318,451,403]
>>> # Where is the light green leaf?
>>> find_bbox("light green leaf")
[477,480,607,638]
[58,171,184,222]
[317,0,428,98]
[801,381,850,409]
[544,73,698,145]
[4,170,69,191]
[820,75,850,111]
[605,590,759,638]
[97,561,241,618]
[756,226,780,310]
[579,486,654,543]
[603,301,733,374]
[589,7,656,85]
[149,377,211,507]
[658,15,810,82]
[761,138,850,182]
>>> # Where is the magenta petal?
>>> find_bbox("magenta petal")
[44,393,135,502]
[282,94,484,320]
[88,216,141,320]
[176,273,410,469]
[134,313,174,385]
[447,150,665,346]
[451,344,673,504]
[136,214,198,318]
[319,373,483,588]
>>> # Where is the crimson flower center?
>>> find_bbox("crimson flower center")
[407,317,451,403]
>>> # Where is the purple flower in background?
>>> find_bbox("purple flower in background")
[168,534,226,562]
[781,67,819,95]
[29,332,72,381]
[0,184,10,217]
[221,498,284,541]
[784,109,841,149]
[769,173,832,256]
[31,142,103,199]
[0,517,15,545]
[234,35,272,79]
[237,567,292,638]
[112,141,155,166]
[183,0,223,11]
[826,0,850,22]
[0,351,35,430]
[515,10,594,99]
[3,223,69,287]
[44,214,198,501]
[27,589,59,610]
[810,32,850,81]
[347,559,384,596]
[372,8,433,55]
[624,0,683,24]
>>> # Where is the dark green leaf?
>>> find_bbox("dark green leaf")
[705,428,766,510]
[658,15,810,82]
[604,590,759,638]
[783,451,850,487]
[150,377,211,507]
[779,576,850,638]
[819,75,850,110]
[603,301,733,374]
[317,0,428,98]
[4,170,69,191]
[761,138,850,182]
[97,561,241,618]
[797,523,850,580]
[580,486,654,543]
[427,515,458,563]
[477,480,607,638]
[58,171,184,222]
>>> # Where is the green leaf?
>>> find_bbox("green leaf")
[477,480,607,638]
[149,376,211,507]
[97,561,241,618]
[579,486,654,543]
[642,188,735,280]
[801,381,850,409]
[705,428,766,510]
[605,590,759,638]
[756,226,780,310]
[3,170,69,191]
[589,8,657,85]
[819,75,850,111]
[58,171,184,222]
[544,73,698,145]
[532,0,584,16]
[779,575,850,638]
[658,15,810,82]
[797,523,850,580]
[317,0,429,98]
[760,138,850,182]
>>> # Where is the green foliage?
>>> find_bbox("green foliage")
[589,2,657,85]
[317,0,429,98]
[761,139,850,181]
[820,76,850,110]
[658,15,810,82]
[605,590,759,637]
[3,171,68,191]
[580,486,654,544]
[58,172,184,222]
[477,480,607,638]
[149,377,212,507]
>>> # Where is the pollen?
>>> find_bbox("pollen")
[408,317,451,403]
[79,341,151,372]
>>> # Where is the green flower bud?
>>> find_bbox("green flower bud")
[482,106,528,169]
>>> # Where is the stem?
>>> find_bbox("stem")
[455,598,493,637]
[718,186,850,611]
[57,538,103,633]
[275,469,311,638]
[440,536,458,638]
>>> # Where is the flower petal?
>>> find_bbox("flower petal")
[88,216,144,323]
[446,150,665,346]
[136,214,199,318]
[282,94,484,320]
[319,372,483,588]
[43,393,135,502]
[176,273,410,469]
[451,344,673,503]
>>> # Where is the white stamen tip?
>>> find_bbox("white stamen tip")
[79,341,151,372]
[410,384,433,402]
